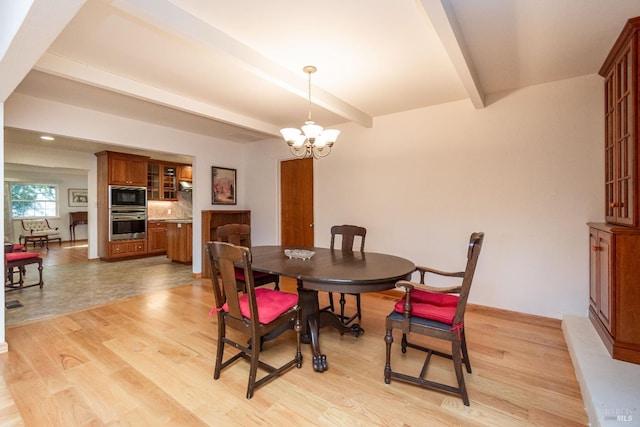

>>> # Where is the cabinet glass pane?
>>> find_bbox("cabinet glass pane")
[626,49,632,93]
[147,163,160,199]
[163,166,177,200]
[605,75,614,110]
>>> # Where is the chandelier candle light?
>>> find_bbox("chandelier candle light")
[280,66,340,159]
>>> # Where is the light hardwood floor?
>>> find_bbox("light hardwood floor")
[0,245,588,426]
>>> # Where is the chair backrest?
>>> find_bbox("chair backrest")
[330,225,366,252]
[217,224,251,248]
[452,232,484,325]
[205,241,257,325]
[21,219,54,232]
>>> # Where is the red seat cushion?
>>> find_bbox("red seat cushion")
[394,289,459,325]
[407,289,458,307]
[6,252,40,262]
[234,267,273,282]
[223,288,298,324]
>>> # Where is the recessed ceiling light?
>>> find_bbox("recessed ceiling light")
[40,135,55,141]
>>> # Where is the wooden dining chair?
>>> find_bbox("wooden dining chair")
[326,225,367,326]
[384,232,484,406]
[216,224,280,291]
[205,241,302,399]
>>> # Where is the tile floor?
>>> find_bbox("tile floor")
[4,248,194,326]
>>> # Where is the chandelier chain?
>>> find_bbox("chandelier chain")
[307,68,313,122]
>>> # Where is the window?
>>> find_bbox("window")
[10,184,58,218]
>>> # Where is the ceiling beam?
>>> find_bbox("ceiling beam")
[419,0,485,108]
[0,0,85,102]
[35,53,283,137]
[108,0,373,128]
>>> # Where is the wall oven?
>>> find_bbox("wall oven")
[110,209,146,241]
[109,185,147,209]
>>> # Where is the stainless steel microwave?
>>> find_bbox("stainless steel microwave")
[109,185,146,208]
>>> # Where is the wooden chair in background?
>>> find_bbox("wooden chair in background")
[326,225,367,326]
[216,223,280,291]
[384,232,484,406]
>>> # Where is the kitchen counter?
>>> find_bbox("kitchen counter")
[148,218,192,223]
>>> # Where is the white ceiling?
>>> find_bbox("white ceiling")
[7,0,640,151]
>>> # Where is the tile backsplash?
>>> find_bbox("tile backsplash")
[148,190,192,219]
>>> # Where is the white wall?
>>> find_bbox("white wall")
[244,74,604,319]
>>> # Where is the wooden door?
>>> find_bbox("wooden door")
[281,158,314,247]
[588,228,598,310]
[597,231,613,333]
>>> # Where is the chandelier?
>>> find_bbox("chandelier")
[280,65,340,159]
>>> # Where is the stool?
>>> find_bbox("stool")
[5,252,44,290]
[4,243,27,279]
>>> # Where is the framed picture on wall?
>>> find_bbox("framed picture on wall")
[211,167,237,205]
[68,188,88,207]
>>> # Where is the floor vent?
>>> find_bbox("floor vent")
[5,300,23,309]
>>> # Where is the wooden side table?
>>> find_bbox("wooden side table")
[69,211,88,242]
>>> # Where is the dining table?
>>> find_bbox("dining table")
[250,245,415,372]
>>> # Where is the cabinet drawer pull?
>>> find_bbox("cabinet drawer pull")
[592,245,601,251]
[610,202,617,208]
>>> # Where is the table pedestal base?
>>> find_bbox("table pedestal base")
[297,281,365,372]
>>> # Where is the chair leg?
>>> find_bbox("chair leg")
[401,333,408,353]
[17,265,25,286]
[452,340,470,406]
[355,294,362,321]
[274,277,280,291]
[461,329,471,373]
[37,260,44,288]
[246,337,260,399]
[384,328,393,384]
[214,321,225,380]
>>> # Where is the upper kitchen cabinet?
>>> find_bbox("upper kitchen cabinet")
[178,164,192,182]
[97,151,149,187]
[148,161,178,201]
[600,16,640,227]
[177,164,193,191]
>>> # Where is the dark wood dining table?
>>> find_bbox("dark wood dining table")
[250,245,415,372]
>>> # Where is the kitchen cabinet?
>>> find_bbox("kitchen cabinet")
[97,151,148,186]
[588,223,640,364]
[148,161,178,201]
[166,221,192,263]
[96,151,150,261]
[589,227,613,333]
[590,17,640,365]
[178,164,192,181]
[147,221,168,254]
[108,240,147,259]
[201,210,250,278]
